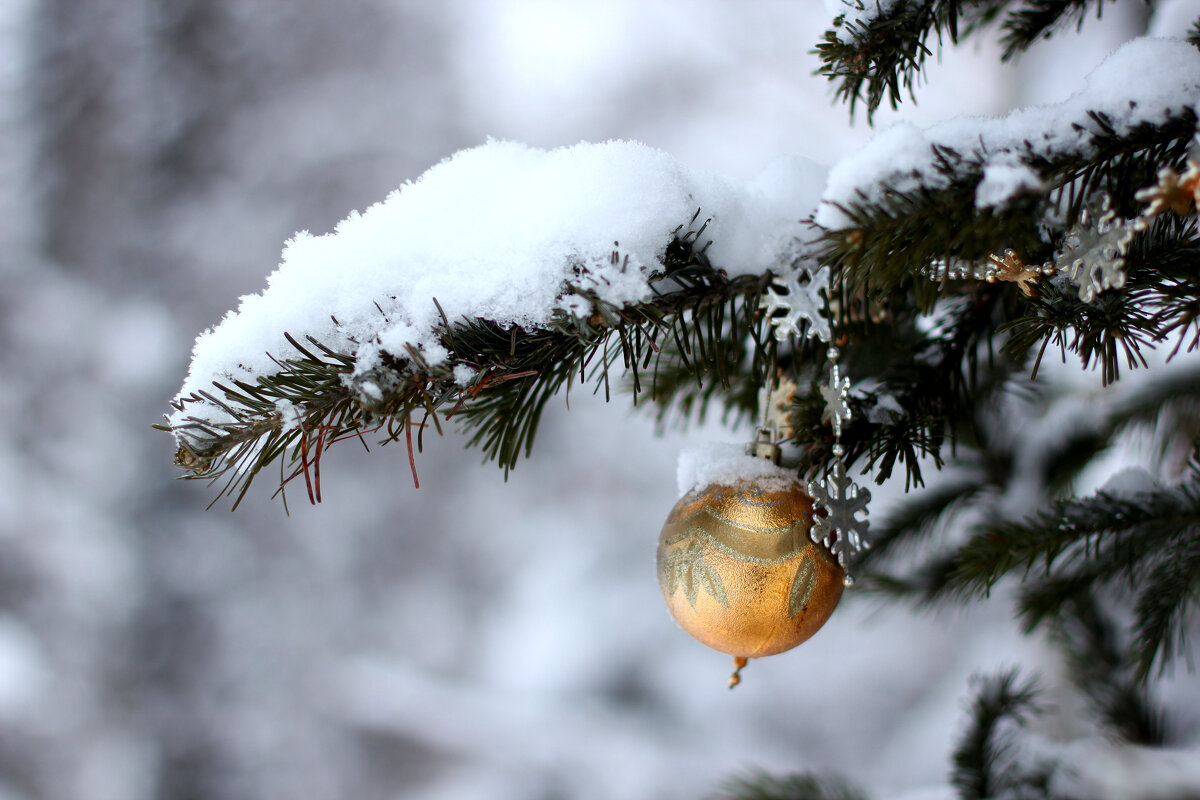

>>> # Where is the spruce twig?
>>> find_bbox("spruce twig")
[996,0,1114,62]
[1049,592,1168,744]
[951,669,1045,800]
[816,0,1136,119]
[819,110,1198,297]
[950,484,1200,678]
[712,771,868,800]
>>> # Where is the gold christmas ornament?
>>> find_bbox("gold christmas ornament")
[656,476,845,674]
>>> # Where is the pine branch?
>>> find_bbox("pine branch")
[950,669,1045,800]
[1130,536,1200,679]
[815,0,963,121]
[161,227,777,507]
[857,356,1200,610]
[712,771,868,800]
[646,283,780,431]
[819,109,1198,297]
[784,281,1030,494]
[1049,592,1168,744]
[995,0,1120,62]
[953,485,1200,594]
[814,0,1126,120]
[949,483,1200,677]
[863,360,1200,618]
[163,335,367,509]
[1141,215,1200,358]
[1048,111,1197,223]
[1002,273,1160,386]
[820,146,1047,296]
[1003,215,1200,385]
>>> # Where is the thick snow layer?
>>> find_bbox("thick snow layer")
[817,37,1200,227]
[676,441,800,495]
[172,140,825,433]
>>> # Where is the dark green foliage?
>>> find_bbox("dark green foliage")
[165,333,367,509]
[816,0,1139,119]
[857,290,1016,480]
[817,147,1046,293]
[1048,592,1168,744]
[858,360,1200,631]
[1139,215,1200,357]
[818,109,1198,299]
[951,483,1200,678]
[1003,271,1160,385]
[1052,111,1198,220]
[814,0,964,121]
[711,771,869,800]
[993,0,1123,61]
[1002,212,1200,384]
[950,670,1048,800]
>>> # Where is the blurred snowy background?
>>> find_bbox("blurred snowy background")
[1,2,1196,799]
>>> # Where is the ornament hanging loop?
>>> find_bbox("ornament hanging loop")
[745,428,782,465]
[747,340,784,464]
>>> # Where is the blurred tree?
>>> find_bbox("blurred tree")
[8,3,473,800]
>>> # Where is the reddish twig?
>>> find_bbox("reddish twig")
[405,416,420,489]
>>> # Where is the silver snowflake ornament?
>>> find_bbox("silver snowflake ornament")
[819,357,851,439]
[1058,193,1145,303]
[760,263,831,342]
[808,458,871,577]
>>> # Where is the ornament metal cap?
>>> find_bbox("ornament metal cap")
[744,427,782,464]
